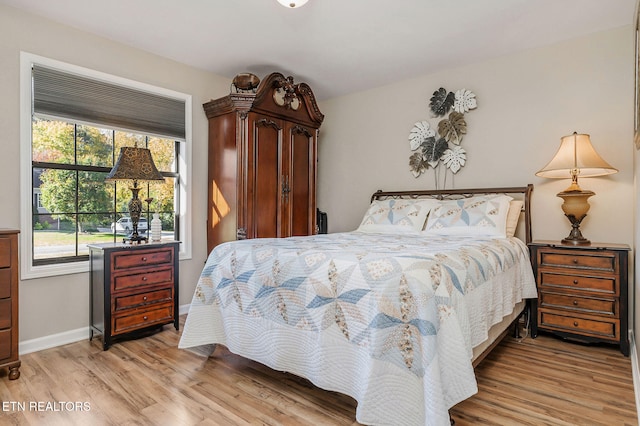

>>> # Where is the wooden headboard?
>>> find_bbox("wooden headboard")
[370,185,534,244]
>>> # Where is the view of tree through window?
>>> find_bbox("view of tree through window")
[32,118,180,264]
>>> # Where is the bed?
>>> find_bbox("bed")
[179,185,538,426]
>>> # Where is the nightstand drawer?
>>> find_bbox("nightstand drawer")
[0,329,11,360]
[112,248,173,270]
[113,305,173,335]
[0,268,11,299]
[0,299,10,329]
[0,238,12,269]
[539,291,616,317]
[538,272,617,295]
[539,250,616,272]
[114,288,173,312]
[539,311,619,340]
[113,267,173,292]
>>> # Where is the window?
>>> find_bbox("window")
[20,53,192,279]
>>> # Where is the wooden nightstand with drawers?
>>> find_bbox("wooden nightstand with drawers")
[0,229,20,380]
[89,241,179,350]
[529,241,630,356]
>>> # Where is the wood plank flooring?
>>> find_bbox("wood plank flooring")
[0,318,636,425]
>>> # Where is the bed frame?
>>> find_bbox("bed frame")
[371,185,534,367]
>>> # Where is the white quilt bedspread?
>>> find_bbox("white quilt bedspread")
[179,232,537,426]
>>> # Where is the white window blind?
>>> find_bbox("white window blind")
[32,65,186,140]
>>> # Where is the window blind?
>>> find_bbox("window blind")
[33,65,186,140]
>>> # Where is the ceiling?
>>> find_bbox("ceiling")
[2,0,636,100]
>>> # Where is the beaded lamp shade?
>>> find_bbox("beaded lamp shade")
[106,147,165,243]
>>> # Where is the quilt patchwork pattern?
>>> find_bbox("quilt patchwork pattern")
[425,194,511,232]
[191,232,530,376]
[358,198,432,231]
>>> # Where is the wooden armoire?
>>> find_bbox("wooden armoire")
[204,72,324,254]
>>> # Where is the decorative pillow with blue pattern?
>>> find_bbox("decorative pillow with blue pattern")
[357,198,439,234]
[423,194,513,237]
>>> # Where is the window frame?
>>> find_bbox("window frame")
[20,52,193,279]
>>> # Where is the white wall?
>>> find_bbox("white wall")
[0,5,230,343]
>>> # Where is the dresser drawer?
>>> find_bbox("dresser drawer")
[539,291,617,317]
[538,271,617,295]
[0,268,11,299]
[113,305,173,335]
[114,288,173,312]
[539,311,619,341]
[0,238,12,269]
[0,299,10,329]
[112,248,173,270]
[0,328,11,360]
[113,267,173,292]
[539,250,616,272]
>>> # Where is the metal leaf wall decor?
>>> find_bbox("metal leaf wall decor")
[429,88,455,117]
[423,137,448,167]
[438,112,467,145]
[408,87,478,188]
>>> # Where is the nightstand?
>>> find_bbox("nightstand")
[89,241,180,350]
[0,230,19,380]
[529,241,630,356]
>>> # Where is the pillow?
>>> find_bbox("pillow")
[423,194,513,237]
[357,198,439,234]
[505,200,524,238]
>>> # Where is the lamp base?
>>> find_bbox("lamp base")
[557,188,593,246]
[561,214,591,246]
[123,234,148,244]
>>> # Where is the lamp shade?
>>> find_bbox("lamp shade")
[535,132,617,179]
[277,0,309,8]
[106,147,165,182]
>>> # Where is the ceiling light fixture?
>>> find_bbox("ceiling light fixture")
[277,0,309,8]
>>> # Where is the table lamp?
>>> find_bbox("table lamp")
[535,132,617,245]
[106,146,165,243]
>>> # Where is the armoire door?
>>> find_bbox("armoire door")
[285,123,316,236]
[247,114,283,239]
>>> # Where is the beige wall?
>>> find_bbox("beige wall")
[0,5,230,343]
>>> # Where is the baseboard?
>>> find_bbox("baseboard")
[179,303,190,316]
[19,303,192,355]
[19,326,89,355]
[630,330,640,425]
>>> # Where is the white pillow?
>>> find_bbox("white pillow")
[505,200,524,238]
[357,198,439,234]
[423,194,513,237]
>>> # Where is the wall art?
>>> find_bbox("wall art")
[408,87,477,188]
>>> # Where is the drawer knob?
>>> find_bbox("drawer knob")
[573,279,579,284]
[142,276,148,281]
[572,258,578,264]
[573,321,579,327]
[143,316,148,321]
[142,257,147,262]
[573,300,578,306]
[143,296,148,301]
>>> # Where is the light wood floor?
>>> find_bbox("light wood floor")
[0,318,636,425]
